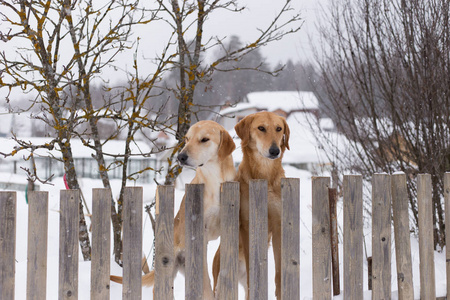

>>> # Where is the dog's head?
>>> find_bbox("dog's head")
[177,120,236,168]
[235,111,290,160]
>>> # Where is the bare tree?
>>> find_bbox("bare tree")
[0,0,159,262]
[0,0,302,264]
[158,0,302,185]
[315,0,450,248]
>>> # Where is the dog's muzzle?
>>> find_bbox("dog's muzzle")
[177,152,188,165]
[268,145,281,159]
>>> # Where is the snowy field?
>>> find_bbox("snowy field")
[5,167,447,299]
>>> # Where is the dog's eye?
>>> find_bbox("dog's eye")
[276,127,282,132]
[258,126,266,132]
[201,138,209,143]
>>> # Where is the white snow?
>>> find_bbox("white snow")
[245,91,319,112]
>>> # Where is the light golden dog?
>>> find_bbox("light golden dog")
[111,120,236,299]
[213,111,290,299]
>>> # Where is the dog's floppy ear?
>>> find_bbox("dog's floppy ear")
[282,118,290,151]
[218,129,236,159]
[235,114,254,148]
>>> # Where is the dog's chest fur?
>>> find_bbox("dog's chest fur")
[197,162,233,241]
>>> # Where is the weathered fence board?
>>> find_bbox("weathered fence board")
[391,173,414,299]
[122,187,143,300]
[217,182,240,300]
[0,192,16,300]
[281,178,300,300]
[26,191,49,300]
[343,175,363,300]
[328,187,340,296]
[59,190,79,300]
[249,179,268,300]
[417,174,436,299]
[445,172,450,299]
[91,188,112,300]
[154,185,175,299]
[371,174,391,300]
[185,184,204,300]
[312,176,331,299]
[2,173,450,299]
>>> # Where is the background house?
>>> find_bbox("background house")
[218,91,320,131]
[0,137,161,185]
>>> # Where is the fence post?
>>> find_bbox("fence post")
[391,173,414,299]
[312,176,331,299]
[218,181,240,300]
[445,173,450,299]
[122,187,143,300]
[0,191,16,300]
[343,175,363,300]
[90,188,111,300]
[281,178,300,300]
[444,172,450,295]
[328,187,340,296]
[249,179,268,300]
[185,184,204,300]
[27,191,49,300]
[371,174,391,300]
[417,174,436,299]
[59,190,79,300]
[154,185,174,300]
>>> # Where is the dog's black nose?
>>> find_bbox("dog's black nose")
[178,152,188,164]
[269,146,280,157]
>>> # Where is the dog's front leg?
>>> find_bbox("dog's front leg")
[271,222,282,299]
[202,234,215,300]
[239,224,250,299]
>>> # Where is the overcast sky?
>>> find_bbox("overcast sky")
[0,0,325,101]
[226,0,323,64]
[132,0,324,68]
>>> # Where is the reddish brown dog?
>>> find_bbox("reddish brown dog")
[213,111,290,299]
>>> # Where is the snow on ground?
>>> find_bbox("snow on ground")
[6,168,447,299]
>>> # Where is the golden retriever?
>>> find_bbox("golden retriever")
[111,120,236,299]
[213,111,290,299]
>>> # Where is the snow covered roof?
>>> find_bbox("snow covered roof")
[219,103,256,116]
[244,91,319,112]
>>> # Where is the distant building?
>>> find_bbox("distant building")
[0,137,163,183]
[218,91,320,131]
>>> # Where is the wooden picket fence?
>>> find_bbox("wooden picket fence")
[0,173,449,299]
